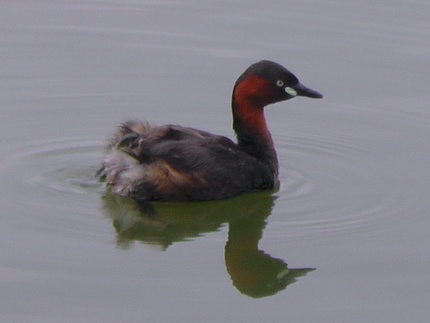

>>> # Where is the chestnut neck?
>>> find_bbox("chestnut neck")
[231,93,278,175]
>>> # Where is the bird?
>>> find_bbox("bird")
[97,60,323,202]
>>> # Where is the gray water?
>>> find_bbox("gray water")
[1,1,430,322]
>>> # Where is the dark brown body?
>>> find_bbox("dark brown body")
[100,121,277,201]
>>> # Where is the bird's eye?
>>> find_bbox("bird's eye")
[276,80,284,87]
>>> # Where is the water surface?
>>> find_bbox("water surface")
[1,1,430,322]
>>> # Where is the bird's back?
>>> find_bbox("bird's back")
[98,120,276,201]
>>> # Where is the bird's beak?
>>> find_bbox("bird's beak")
[294,82,323,99]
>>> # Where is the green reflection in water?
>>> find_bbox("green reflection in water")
[102,191,314,298]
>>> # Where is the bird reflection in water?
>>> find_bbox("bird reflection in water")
[101,191,314,298]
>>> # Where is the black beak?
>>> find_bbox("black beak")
[294,82,323,99]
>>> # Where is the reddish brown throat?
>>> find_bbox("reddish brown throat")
[232,75,276,147]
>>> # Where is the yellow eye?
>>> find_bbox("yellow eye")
[276,80,284,87]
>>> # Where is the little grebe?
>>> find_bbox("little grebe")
[98,60,323,201]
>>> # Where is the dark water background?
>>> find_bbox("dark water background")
[1,1,429,322]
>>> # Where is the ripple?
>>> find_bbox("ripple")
[34,166,101,195]
[0,136,111,238]
[0,132,418,240]
[270,133,416,239]
[0,137,104,198]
